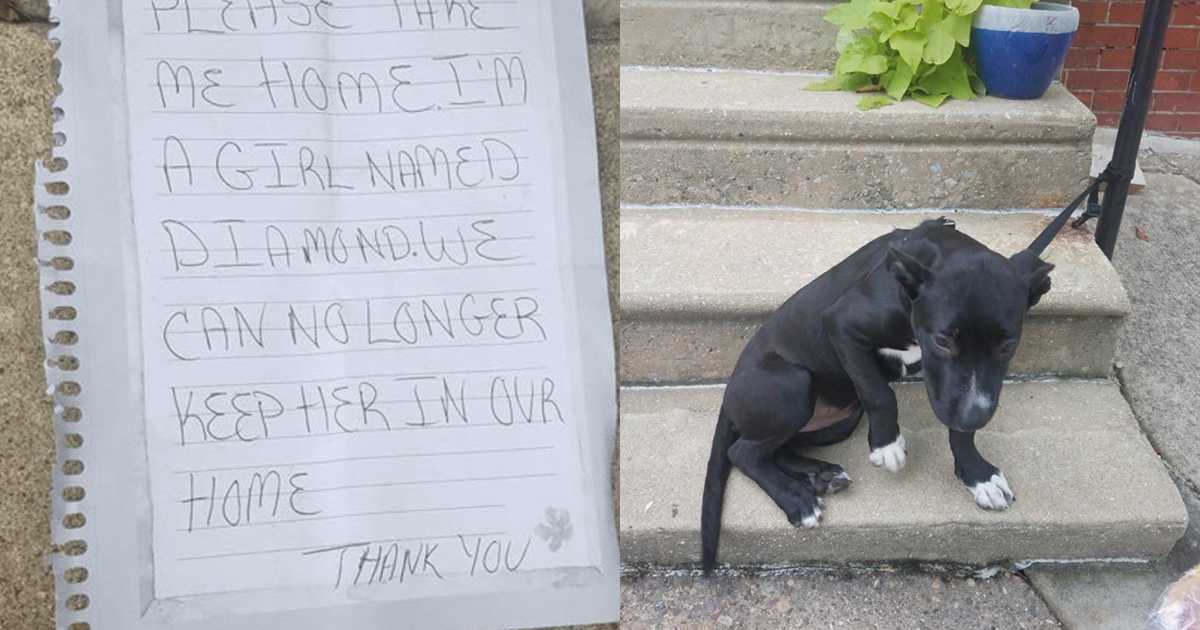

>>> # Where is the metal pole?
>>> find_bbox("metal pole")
[1094,0,1174,258]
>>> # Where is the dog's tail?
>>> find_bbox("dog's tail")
[700,404,737,574]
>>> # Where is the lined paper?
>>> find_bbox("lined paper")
[121,0,599,599]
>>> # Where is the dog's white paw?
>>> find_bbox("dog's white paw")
[868,434,907,472]
[800,505,822,529]
[970,473,1015,510]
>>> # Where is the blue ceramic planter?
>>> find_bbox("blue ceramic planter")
[972,2,1080,100]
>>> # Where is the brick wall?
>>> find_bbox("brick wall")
[1062,1,1200,137]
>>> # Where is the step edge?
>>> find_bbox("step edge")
[619,208,1133,317]
[620,68,1096,143]
[619,295,1133,320]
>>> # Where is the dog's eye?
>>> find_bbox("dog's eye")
[932,332,958,356]
[998,339,1018,356]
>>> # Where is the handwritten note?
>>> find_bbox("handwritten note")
[121,0,602,600]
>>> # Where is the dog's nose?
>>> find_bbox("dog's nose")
[959,394,997,430]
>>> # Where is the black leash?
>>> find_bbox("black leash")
[1026,162,1135,256]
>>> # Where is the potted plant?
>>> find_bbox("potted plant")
[972,1,1081,99]
[809,0,1079,109]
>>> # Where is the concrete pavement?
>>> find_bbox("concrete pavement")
[1024,136,1200,629]
[623,570,1061,629]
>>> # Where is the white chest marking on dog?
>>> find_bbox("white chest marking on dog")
[878,345,922,377]
[970,473,1014,510]
[868,434,907,472]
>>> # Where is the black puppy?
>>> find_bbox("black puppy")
[699,217,1054,572]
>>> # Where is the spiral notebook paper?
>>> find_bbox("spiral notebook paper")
[37,1,617,627]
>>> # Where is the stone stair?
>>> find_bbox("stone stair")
[621,209,1129,383]
[618,0,1187,569]
[621,66,1095,209]
[622,0,838,72]
[621,382,1184,566]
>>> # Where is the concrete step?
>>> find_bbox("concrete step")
[620,208,1130,383]
[619,381,1187,567]
[622,0,838,72]
[620,67,1096,209]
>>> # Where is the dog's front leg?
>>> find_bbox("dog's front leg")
[949,430,1014,510]
[828,332,907,473]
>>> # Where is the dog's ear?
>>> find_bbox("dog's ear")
[887,245,933,300]
[1010,249,1055,308]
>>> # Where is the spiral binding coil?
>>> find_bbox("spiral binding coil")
[36,3,90,628]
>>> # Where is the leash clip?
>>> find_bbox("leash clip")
[1070,162,1130,229]
[1069,194,1102,229]
[1029,161,1133,255]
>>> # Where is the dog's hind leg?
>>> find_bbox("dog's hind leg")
[777,406,862,495]
[728,435,824,528]
[775,451,851,496]
[724,355,823,528]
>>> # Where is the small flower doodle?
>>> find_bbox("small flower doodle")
[534,507,573,552]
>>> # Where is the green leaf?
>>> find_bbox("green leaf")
[858,94,896,110]
[965,61,987,95]
[923,26,957,65]
[804,73,874,92]
[911,91,950,107]
[946,13,973,46]
[824,0,877,29]
[895,6,922,32]
[871,0,902,19]
[804,76,846,91]
[878,4,921,41]
[842,73,876,91]
[945,0,983,16]
[885,59,915,100]
[923,0,946,23]
[891,30,927,69]
[984,0,1034,7]
[838,53,889,74]
[836,27,859,52]
[836,35,889,75]
[917,0,960,65]
[916,47,976,100]
[868,12,896,36]
[819,0,988,104]
[849,34,886,56]
[970,74,987,95]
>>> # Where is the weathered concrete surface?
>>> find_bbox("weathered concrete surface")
[585,0,618,41]
[0,17,57,630]
[623,571,1061,629]
[1109,168,1200,489]
[591,40,620,630]
[1025,146,1200,630]
[619,381,1185,567]
[1029,488,1200,630]
[620,209,1128,383]
[622,0,838,72]
[622,68,1095,144]
[591,39,620,321]
[620,67,1096,208]
[1027,565,1171,630]
[0,6,619,630]
[1,0,48,21]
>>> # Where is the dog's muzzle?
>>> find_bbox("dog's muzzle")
[956,394,997,431]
